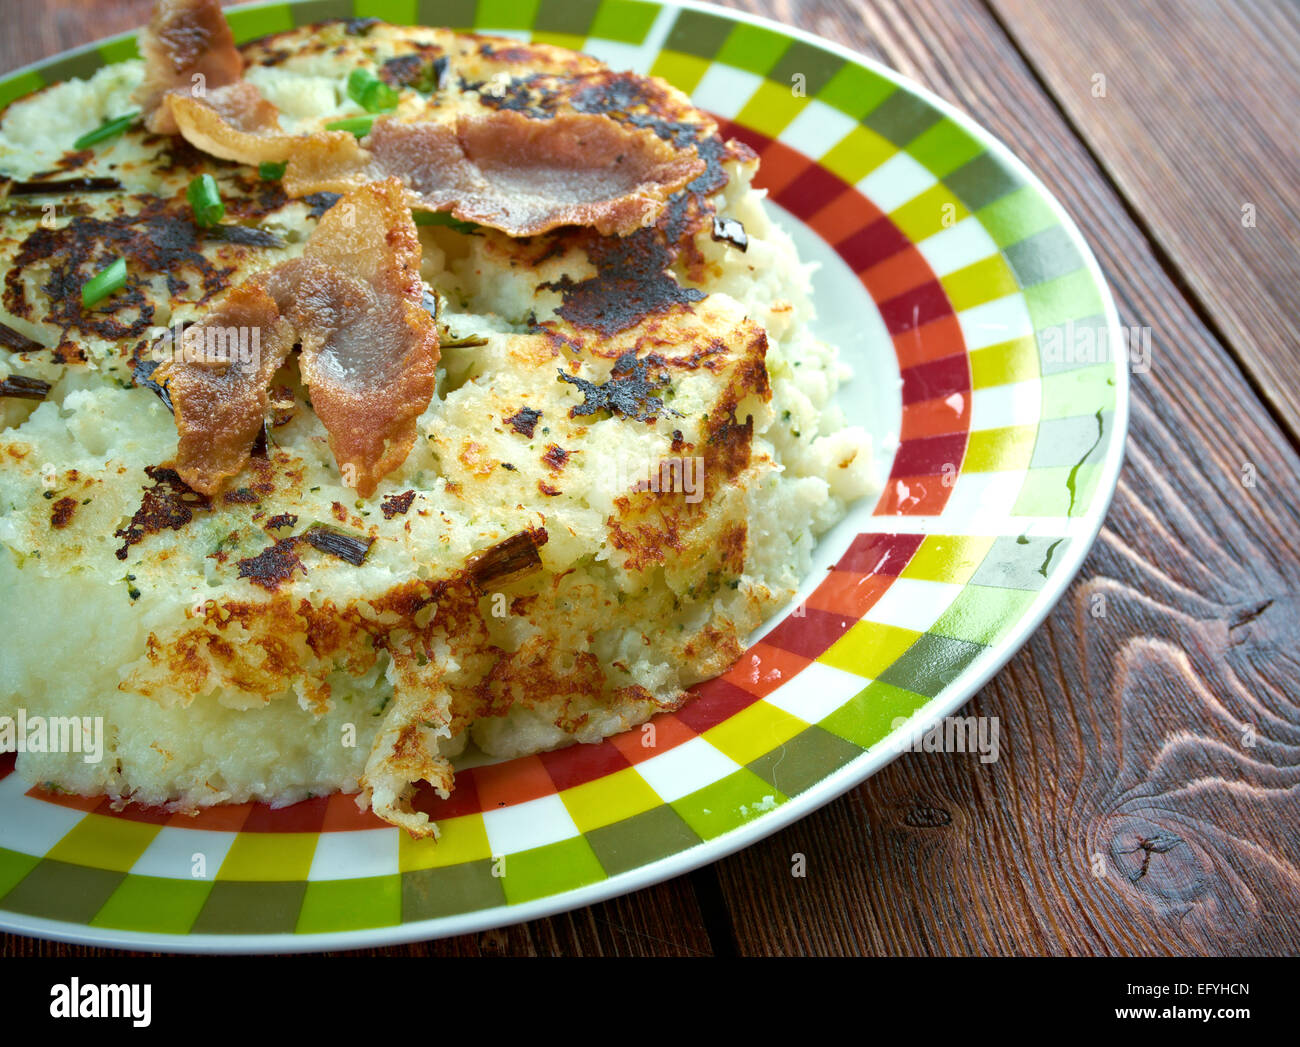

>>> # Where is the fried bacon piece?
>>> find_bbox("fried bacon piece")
[134,0,247,134]
[136,0,705,234]
[153,284,296,495]
[267,180,440,495]
[168,101,705,236]
[283,111,707,237]
[157,179,439,497]
[164,83,286,160]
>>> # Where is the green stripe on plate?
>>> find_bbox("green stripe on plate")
[671,768,788,840]
[535,0,601,36]
[292,0,353,25]
[0,859,124,923]
[584,805,702,876]
[190,879,306,933]
[863,88,944,147]
[1025,268,1106,329]
[1013,463,1103,518]
[498,837,606,904]
[225,3,296,42]
[355,0,417,22]
[90,875,213,934]
[297,873,401,932]
[476,0,537,29]
[98,35,141,64]
[875,633,987,697]
[907,117,986,178]
[0,71,44,111]
[418,0,477,29]
[746,725,865,797]
[0,847,41,900]
[815,60,894,119]
[768,39,844,96]
[975,184,1060,249]
[662,7,734,59]
[649,49,710,94]
[931,584,1039,646]
[818,680,930,749]
[589,0,661,44]
[944,151,1025,212]
[716,21,791,76]
[35,51,105,87]
[402,858,505,919]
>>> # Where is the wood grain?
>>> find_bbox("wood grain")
[2,0,1298,957]
[988,0,1300,441]
[709,0,1300,956]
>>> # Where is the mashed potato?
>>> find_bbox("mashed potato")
[0,20,874,835]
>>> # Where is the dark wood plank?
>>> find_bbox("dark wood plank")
[987,0,1300,440]
[708,0,1300,956]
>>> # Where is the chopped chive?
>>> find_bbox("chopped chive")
[325,114,377,138]
[346,68,399,113]
[186,173,225,228]
[81,257,126,309]
[258,161,287,180]
[412,209,480,234]
[73,111,140,150]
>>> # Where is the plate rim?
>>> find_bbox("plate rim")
[0,0,1129,953]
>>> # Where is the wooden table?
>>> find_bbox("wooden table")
[2,0,1297,958]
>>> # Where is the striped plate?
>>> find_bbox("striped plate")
[0,0,1127,951]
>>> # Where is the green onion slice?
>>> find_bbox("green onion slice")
[258,161,287,181]
[325,115,376,138]
[346,68,399,113]
[73,111,140,150]
[186,173,225,228]
[412,210,480,234]
[81,257,127,309]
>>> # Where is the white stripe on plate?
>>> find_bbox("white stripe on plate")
[762,660,870,723]
[916,215,1001,278]
[308,828,400,881]
[862,576,963,632]
[689,63,763,121]
[857,151,937,214]
[481,793,579,856]
[970,379,1043,429]
[634,737,740,803]
[0,773,88,857]
[582,4,679,75]
[939,471,1032,524]
[777,100,857,159]
[130,825,238,882]
[958,292,1036,351]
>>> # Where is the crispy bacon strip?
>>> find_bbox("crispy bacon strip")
[158,180,440,497]
[274,179,440,496]
[283,111,707,237]
[137,0,704,234]
[153,285,295,495]
[164,84,285,160]
[134,0,247,134]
